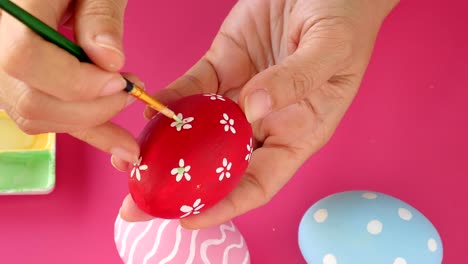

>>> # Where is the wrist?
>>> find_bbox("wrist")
[356,0,400,31]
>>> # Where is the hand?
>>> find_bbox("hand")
[116,0,400,228]
[0,0,140,164]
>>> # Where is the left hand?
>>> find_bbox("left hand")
[114,0,400,229]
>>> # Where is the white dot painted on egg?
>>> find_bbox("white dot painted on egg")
[367,220,383,235]
[428,238,438,252]
[323,254,337,264]
[362,192,378,199]
[314,209,328,223]
[393,257,407,264]
[398,208,413,221]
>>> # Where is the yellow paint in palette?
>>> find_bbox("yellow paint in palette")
[0,110,55,194]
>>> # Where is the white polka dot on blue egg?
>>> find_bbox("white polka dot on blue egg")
[298,191,443,264]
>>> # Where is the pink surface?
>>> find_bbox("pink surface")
[0,0,466,263]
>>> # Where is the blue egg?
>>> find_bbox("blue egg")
[298,191,443,264]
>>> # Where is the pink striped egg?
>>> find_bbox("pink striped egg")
[114,215,251,264]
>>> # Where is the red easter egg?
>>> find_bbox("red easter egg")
[128,93,253,219]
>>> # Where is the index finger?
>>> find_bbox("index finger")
[0,2,126,101]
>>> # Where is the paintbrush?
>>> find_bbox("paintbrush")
[0,0,182,123]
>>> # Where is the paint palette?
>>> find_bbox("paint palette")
[0,109,55,194]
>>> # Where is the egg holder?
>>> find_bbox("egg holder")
[0,109,56,195]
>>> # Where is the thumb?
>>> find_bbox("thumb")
[239,42,349,123]
[74,0,128,71]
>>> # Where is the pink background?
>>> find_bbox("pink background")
[0,0,466,263]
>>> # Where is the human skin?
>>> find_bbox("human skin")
[0,0,400,230]
[0,0,141,165]
[117,0,400,229]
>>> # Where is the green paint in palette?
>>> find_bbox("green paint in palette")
[0,110,55,194]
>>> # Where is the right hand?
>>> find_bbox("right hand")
[0,0,140,164]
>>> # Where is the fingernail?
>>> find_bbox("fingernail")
[101,77,126,96]
[245,89,271,123]
[110,155,118,169]
[110,147,138,164]
[110,155,127,172]
[94,34,122,55]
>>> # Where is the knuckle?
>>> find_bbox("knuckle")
[14,116,41,135]
[64,64,95,101]
[70,129,96,144]
[0,33,33,79]
[279,65,314,102]
[98,106,122,125]
[67,79,88,100]
[81,0,124,21]
[335,39,354,66]
[14,87,38,120]
[80,0,127,37]
[243,172,272,206]
[293,71,314,100]
[66,66,101,101]
[326,19,355,64]
[305,16,355,66]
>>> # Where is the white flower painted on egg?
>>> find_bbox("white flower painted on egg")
[170,113,194,131]
[220,113,236,134]
[131,157,148,181]
[245,138,253,161]
[216,158,232,181]
[170,159,191,182]
[180,198,205,218]
[204,93,226,101]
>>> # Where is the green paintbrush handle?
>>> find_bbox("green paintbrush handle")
[0,0,179,120]
[0,0,91,62]
[0,0,138,93]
